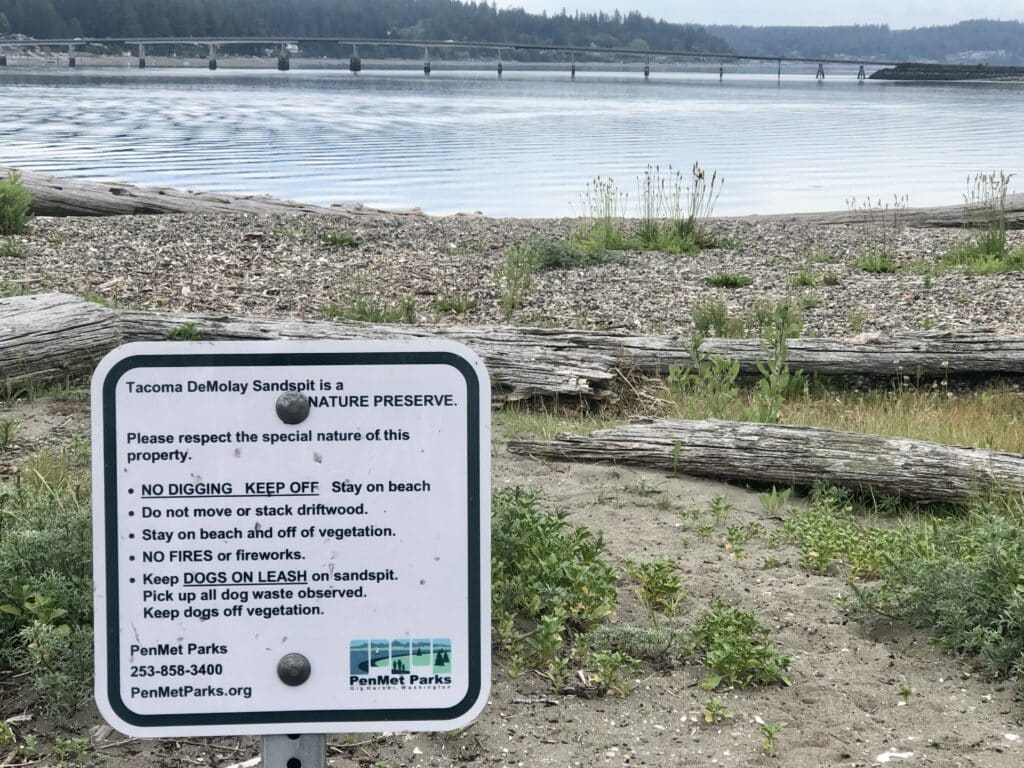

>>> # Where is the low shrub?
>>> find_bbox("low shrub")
[0,173,32,236]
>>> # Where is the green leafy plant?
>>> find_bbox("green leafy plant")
[708,495,734,523]
[492,488,617,647]
[702,698,734,724]
[0,172,33,236]
[668,345,741,419]
[748,302,805,423]
[586,650,641,696]
[759,721,786,757]
[165,321,201,341]
[0,449,93,715]
[54,736,89,763]
[622,556,685,619]
[693,601,792,690]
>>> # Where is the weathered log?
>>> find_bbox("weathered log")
[117,309,618,402]
[4,294,1024,401]
[0,293,121,389]
[738,193,1024,229]
[508,419,1024,504]
[1,166,422,219]
[701,332,1024,378]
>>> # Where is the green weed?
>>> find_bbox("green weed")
[165,322,201,341]
[0,238,28,259]
[759,722,786,757]
[622,556,685,618]
[0,417,20,449]
[702,698,734,724]
[0,449,93,715]
[432,293,476,316]
[790,270,816,287]
[492,488,617,639]
[323,295,417,324]
[321,230,360,248]
[0,172,32,236]
[690,298,747,339]
[964,170,1012,257]
[496,245,539,320]
[847,193,906,271]
[758,486,793,516]
[705,272,752,289]
[584,625,695,669]
[852,253,898,273]
[693,600,792,690]
[586,650,640,696]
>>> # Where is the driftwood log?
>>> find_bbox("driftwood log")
[1,166,422,219]
[0,293,121,389]
[738,194,1024,229]
[3,294,1024,400]
[508,420,1024,504]
[6,165,1024,228]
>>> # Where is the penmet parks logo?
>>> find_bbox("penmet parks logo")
[349,638,453,689]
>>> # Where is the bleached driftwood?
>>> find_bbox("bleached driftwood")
[3,294,1024,400]
[1,166,420,219]
[508,419,1024,504]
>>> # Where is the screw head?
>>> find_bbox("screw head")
[277,652,311,686]
[276,391,310,424]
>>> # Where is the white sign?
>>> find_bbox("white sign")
[91,341,491,736]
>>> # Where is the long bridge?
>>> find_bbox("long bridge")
[0,36,900,79]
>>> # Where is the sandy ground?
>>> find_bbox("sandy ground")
[1,393,1021,768]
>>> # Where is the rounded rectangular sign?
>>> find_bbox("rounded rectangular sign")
[91,341,490,736]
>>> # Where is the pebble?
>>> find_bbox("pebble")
[5,213,1022,336]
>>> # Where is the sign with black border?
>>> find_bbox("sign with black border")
[91,341,490,736]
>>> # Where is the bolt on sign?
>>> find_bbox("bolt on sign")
[92,341,491,736]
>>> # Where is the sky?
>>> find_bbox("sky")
[494,1,1024,28]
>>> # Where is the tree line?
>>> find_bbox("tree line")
[0,0,731,56]
[708,20,1024,65]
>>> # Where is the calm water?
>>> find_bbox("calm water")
[1,66,1022,216]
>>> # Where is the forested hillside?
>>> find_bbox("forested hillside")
[0,0,731,54]
[708,20,1024,64]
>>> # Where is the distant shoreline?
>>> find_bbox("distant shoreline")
[870,62,1024,81]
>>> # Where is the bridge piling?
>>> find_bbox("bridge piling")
[0,51,6,67]
[277,42,290,71]
[497,48,502,77]
[719,64,723,81]
[423,47,430,76]
[816,63,825,80]
[570,51,575,78]
[68,43,75,68]
[138,43,145,69]
[857,65,866,80]
[350,44,361,73]
[208,43,217,70]
[643,55,650,79]
[777,59,781,82]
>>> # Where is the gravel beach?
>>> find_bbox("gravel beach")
[3,212,1023,336]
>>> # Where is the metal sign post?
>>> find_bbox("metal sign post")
[91,340,491,747]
